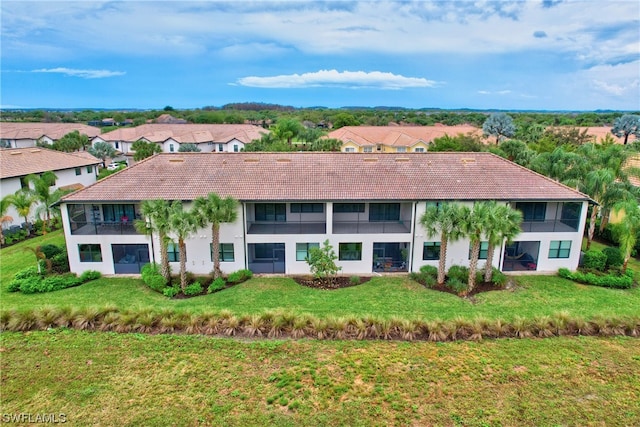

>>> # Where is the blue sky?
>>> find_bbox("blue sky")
[1,0,639,111]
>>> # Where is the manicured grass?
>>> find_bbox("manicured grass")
[2,231,639,322]
[1,331,638,426]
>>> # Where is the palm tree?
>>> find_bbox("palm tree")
[167,201,199,292]
[457,202,492,294]
[10,191,35,236]
[0,195,14,245]
[134,199,173,282]
[25,171,71,234]
[193,193,239,279]
[419,203,464,285]
[612,200,640,274]
[483,202,523,283]
[580,168,616,250]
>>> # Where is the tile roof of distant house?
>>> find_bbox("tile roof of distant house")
[62,152,590,203]
[0,147,101,179]
[99,124,269,144]
[0,123,101,140]
[327,125,484,147]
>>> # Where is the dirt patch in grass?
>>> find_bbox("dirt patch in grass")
[427,280,513,298]
[292,276,373,290]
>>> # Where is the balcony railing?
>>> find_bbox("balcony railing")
[333,220,411,234]
[247,221,326,235]
[70,221,139,235]
[520,219,579,233]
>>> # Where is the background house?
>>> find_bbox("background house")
[1,148,101,230]
[328,125,484,153]
[0,123,101,149]
[92,124,270,156]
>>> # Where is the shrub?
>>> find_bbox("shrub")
[141,263,167,293]
[19,274,82,294]
[419,265,438,279]
[307,240,341,280]
[50,250,70,274]
[226,269,253,284]
[141,263,161,282]
[208,278,226,294]
[7,278,29,292]
[349,276,360,286]
[558,268,634,289]
[40,244,63,260]
[14,266,41,280]
[446,278,467,294]
[183,282,204,296]
[423,275,437,289]
[491,269,508,287]
[163,286,180,298]
[602,247,624,269]
[583,250,607,272]
[79,270,102,282]
[447,265,469,283]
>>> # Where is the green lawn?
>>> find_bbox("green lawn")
[2,231,639,322]
[1,331,638,426]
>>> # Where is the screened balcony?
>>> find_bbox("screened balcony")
[246,202,326,235]
[68,203,141,235]
[515,202,582,233]
[332,202,412,234]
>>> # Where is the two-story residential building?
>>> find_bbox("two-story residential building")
[91,124,269,156]
[1,148,101,229]
[328,125,485,153]
[0,123,101,149]
[59,152,590,276]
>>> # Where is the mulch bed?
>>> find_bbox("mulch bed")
[293,276,373,290]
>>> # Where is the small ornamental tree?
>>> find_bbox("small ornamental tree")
[483,112,516,144]
[306,240,341,284]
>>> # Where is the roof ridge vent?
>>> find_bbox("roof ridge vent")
[10,152,22,155]
[276,158,291,162]
[461,158,476,164]
[169,158,184,163]
[363,157,378,162]
[30,149,41,153]
[395,157,410,162]
[244,158,260,163]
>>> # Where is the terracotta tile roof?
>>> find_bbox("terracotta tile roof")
[627,155,640,187]
[327,125,485,147]
[62,152,589,203]
[0,148,101,179]
[99,124,269,144]
[0,123,101,140]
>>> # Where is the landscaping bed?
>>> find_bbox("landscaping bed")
[292,275,372,290]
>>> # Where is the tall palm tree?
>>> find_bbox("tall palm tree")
[193,193,239,279]
[0,195,14,245]
[25,171,71,234]
[457,202,492,294]
[580,168,616,250]
[134,199,173,282]
[419,203,464,285]
[10,191,35,236]
[612,200,640,274]
[483,202,523,283]
[167,201,198,292]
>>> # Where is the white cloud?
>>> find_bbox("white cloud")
[478,90,512,95]
[31,68,125,79]
[236,70,438,89]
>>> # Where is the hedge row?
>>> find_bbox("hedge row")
[558,268,635,289]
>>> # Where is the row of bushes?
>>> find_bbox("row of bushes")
[558,268,635,289]
[582,247,624,273]
[7,267,101,294]
[141,263,253,298]
[1,218,63,247]
[410,265,507,293]
[1,306,638,341]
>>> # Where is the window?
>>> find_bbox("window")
[167,242,180,262]
[79,244,102,262]
[255,204,286,221]
[468,241,489,260]
[345,147,355,153]
[369,203,400,221]
[211,243,234,262]
[169,144,175,152]
[115,142,120,149]
[218,144,224,152]
[516,202,546,221]
[396,147,407,153]
[363,146,373,153]
[423,242,440,260]
[549,240,571,258]
[86,166,93,174]
[425,201,442,212]
[19,176,28,189]
[75,167,82,176]
[290,203,323,213]
[102,204,135,223]
[414,147,425,152]
[339,243,362,260]
[296,242,319,261]
[333,203,365,213]
[233,145,239,152]
[560,202,582,230]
